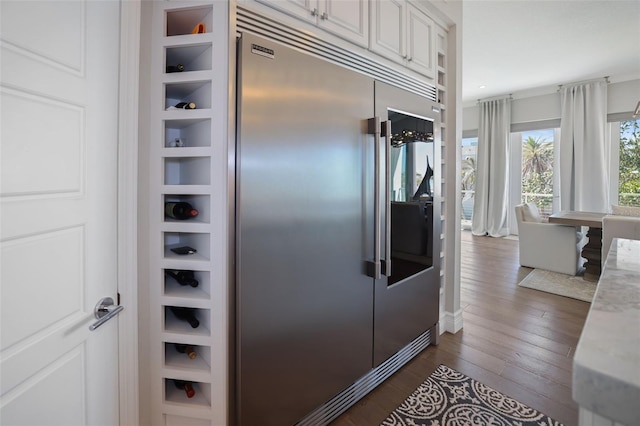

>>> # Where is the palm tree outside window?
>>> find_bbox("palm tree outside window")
[521,134,554,217]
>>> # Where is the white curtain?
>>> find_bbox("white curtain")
[559,80,609,212]
[472,97,511,237]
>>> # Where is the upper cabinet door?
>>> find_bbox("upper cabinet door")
[406,3,435,79]
[369,0,406,62]
[369,1,436,80]
[257,0,369,47]
[256,0,317,24]
[318,0,369,47]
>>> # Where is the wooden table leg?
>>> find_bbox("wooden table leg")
[581,227,602,281]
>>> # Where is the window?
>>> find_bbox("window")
[462,128,559,233]
[465,118,639,233]
[461,137,477,228]
[519,129,555,217]
[509,128,559,233]
[617,119,640,207]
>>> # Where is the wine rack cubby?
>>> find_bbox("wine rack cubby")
[165,6,213,37]
[164,81,212,110]
[164,269,211,299]
[166,44,213,73]
[164,378,211,407]
[163,194,210,224]
[164,156,211,186]
[164,118,212,148]
[149,1,228,424]
[163,231,210,261]
[164,342,212,373]
[163,305,211,336]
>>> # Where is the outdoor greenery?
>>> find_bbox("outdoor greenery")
[522,136,553,214]
[619,119,640,207]
[521,136,553,211]
[461,156,476,193]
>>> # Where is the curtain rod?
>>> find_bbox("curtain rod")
[477,94,512,104]
[557,76,609,91]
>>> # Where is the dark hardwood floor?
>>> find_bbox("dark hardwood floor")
[331,230,590,426]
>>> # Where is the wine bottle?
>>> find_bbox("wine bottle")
[169,307,200,328]
[165,270,199,287]
[174,343,197,359]
[191,22,206,34]
[165,201,199,220]
[175,101,196,109]
[166,63,185,73]
[173,380,195,398]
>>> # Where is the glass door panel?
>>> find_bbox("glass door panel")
[388,109,434,285]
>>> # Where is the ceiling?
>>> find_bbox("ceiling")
[462,0,640,105]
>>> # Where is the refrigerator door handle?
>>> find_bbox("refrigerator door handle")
[381,120,392,277]
[366,117,382,279]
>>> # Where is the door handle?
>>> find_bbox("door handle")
[367,117,381,279]
[89,297,124,331]
[381,120,391,277]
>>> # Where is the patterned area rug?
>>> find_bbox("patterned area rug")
[518,268,596,302]
[381,365,564,426]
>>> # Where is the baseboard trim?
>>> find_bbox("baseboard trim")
[441,309,463,334]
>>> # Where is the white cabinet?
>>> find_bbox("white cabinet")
[370,0,435,79]
[369,0,405,64]
[256,0,316,24]
[320,0,369,47]
[256,0,369,47]
[406,3,435,78]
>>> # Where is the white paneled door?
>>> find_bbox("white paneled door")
[1,1,121,425]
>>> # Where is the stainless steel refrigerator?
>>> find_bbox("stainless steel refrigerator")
[235,32,441,426]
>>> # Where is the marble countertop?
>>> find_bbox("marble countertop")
[573,238,640,425]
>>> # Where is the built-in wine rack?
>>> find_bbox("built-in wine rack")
[435,25,448,315]
[149,2,229,425]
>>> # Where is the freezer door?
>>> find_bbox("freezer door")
[236,33,375,426]
[373,81,441,366]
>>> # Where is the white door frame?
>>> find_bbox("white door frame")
[117,1,141,424]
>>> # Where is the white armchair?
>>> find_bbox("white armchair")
[602,214,640,263]
[515,203,585,275]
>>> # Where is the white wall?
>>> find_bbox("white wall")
[608,79,640,114]
[463,78,640,132]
